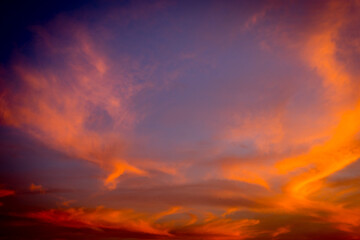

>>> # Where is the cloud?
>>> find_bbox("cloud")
[0,188,15,206]
[0,189,14,198]
[29,183,45,193]
[25,206,171,236]
[272,226,290,237]
[0,7,159,190]
[272,0,360,201]
[104,161,147,190]
[24,205,261,239]
[1,0,360,239]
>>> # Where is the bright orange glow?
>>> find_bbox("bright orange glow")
[104,161,146,189]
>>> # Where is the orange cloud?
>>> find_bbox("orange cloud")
[222,164,270,190]
[182,217,260,239]
[153,206,182,220]
[25,206,262,239]
[272,226,290,237]
[26,207,170,236]
[275,1,360,199]
[30,183,45,192]
[104,161,146,190]
[0,19,149,190]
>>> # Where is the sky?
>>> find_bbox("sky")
[0,0,360,239]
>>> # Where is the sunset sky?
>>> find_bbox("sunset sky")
[1,0,360,239]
